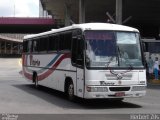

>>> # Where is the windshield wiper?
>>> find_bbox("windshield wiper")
[116,46,121,66]
[117,46,121,58]
[105,56,114,69]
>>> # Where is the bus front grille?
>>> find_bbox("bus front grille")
[109,87,130,91]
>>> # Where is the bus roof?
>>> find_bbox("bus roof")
[24,23,139,40]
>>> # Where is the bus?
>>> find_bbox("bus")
[142,39,160,77]
[142,39,160,62]
[22,23,146,101]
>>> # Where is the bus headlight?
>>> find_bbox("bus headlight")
[132,86,146,91]
[86,86,108,92]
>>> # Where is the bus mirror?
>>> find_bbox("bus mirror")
[78,36,83,40]
[85,56,91,66]
[77,59,84,66]
[77,54,84,66]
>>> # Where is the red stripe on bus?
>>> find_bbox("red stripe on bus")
[22,54,33,80]
[23,68,32,80]
[38,53,70,80]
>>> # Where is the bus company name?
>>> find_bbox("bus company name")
[29,55,40,66]
[100,81,115,86]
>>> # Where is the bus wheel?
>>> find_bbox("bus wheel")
[67,82,75,101]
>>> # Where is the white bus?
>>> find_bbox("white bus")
[142,39,160,61]
[22,23,146,101]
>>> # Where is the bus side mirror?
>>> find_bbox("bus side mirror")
[77,35,83,40]
[77,54,84,66]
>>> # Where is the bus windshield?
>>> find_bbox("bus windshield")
[85,30,143,68]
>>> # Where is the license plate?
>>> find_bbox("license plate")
[115,92,125,97]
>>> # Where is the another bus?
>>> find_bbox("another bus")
[22,23,146,101]
[142,39,160,62]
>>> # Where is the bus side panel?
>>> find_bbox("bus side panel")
[53,57,77,93]
[22,53,78,94]
[76,67,85,98]
[23,53,59,89]
[22,54,33,82]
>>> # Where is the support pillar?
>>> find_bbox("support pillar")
[79,0,85,23]
[65,2,71,26]
[159,27,160,38]
[0,42,1,54]
[4,42,7,54]
[116,0,122,24]
[11,42,13,54]
[18,43,20,54]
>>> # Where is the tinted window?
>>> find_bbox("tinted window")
[48,35,57,51]
[65,33,72,50]
[27,41,32,53]
[38,37,48,52]
[59,33,72,51]
[32,40,38,52]
[148,42,160,53]
[59,34,65,50]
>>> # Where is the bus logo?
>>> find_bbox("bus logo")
[117,73,123,80]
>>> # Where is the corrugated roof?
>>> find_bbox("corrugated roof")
[0,17,55,25]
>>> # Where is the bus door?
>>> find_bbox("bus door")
[72,31,85,98]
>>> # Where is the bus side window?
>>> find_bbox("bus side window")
[77,36,84,66]
[59,34,65,51]
[48,35,57,51]
[38,37,48,52]
[59,32,72,51]
[65,32,72,50]
[32,40,38,52]
[72,36,77,64]
[27,40,32,53]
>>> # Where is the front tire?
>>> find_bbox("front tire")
[67,82,75,101]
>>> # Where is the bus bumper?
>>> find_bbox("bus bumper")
[84,85,146,99]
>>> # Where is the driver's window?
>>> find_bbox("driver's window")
[77,37,84,65]
[71,30,84,67]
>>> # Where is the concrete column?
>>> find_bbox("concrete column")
[79,0,85,23]
[65,2,71,26]
[18,43,20,54]
[0,42,1,54]
[159,27,160,38]
[11,42,13,54]
[4,42,7,54]
[116,0,122,24]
